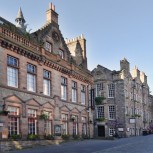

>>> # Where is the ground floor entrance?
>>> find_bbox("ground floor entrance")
[98,125,105,137]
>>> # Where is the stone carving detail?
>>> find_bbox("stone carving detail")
[52,31,59,42]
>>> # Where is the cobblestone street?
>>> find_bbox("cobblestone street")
[8,135,153,153]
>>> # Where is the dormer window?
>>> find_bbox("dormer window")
[45,42,52,52]
[59,50,64,59]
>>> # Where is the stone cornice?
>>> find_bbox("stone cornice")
[0,38,93,85]
[0,26,39,52]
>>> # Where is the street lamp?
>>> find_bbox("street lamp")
[142,84,146,129]
[86,107,91,138]
[132,79,136,136]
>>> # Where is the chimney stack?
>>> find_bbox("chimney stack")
[140,71,147,84]
[120,58,130,72]
[131,66,140,78]
[46,3,58,24]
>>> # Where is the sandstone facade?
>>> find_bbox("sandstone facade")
[0,3,93,140]
[92,58,153,138]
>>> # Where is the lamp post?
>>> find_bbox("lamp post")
[88,87,95,138]
[142,84,146,129]
[132,79,136,136]
[87,108,90,138]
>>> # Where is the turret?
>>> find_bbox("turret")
[65,34,87,69]
[15,7,27,32]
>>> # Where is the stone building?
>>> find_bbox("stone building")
[92,58,152,138]
[0,3,93,139]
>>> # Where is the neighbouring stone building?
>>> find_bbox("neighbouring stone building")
[92,58,153,138]
[0,3,94,140]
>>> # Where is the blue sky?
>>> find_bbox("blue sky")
[1,0,153,92]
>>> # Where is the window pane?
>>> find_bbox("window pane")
[97,106,104,118]
[109,128,115,136]
[81,85,85,91]
[43,70,50,79]
[28,109,36,117]
[8,106,19,115]
[61,77,67,85]
[61,114,68,135]
[59,50,64,59]
[72,88,77,102]
[7,67,18,87]
[45,42,52,52]
[61,77,67,100]
[109,106,115,120]
[96,83,103,96]
[8,117,19,136]
[73,122,78,135]
[72,81,77,88]
[27,74,36,92]
[28,109,37,135]
[7,106,19,136]
[81,117,86,122]
[45,120,52,135]
[61,114,68,121]
[43,79,50,96]
[27,64,36,73]
[28,118,37,134]
[61,85,67,100]
[81,92,85,105]
[7,56,18,67]
[72,115,78,135]
[72,81,77,102]
[81,85,86,105]
[108,83,115,98]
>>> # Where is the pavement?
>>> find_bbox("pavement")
[8,135,153,153]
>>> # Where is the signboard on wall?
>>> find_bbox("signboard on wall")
[127,128,130,132]
[2,128,8,139]
[54,125,61,136]
[129,118,135,124]
[0,123,4,127]
[118,128,124,132]
[0,122,4,138]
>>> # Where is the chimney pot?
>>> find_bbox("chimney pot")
[49,3,52,9]
[52,5,55,11]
